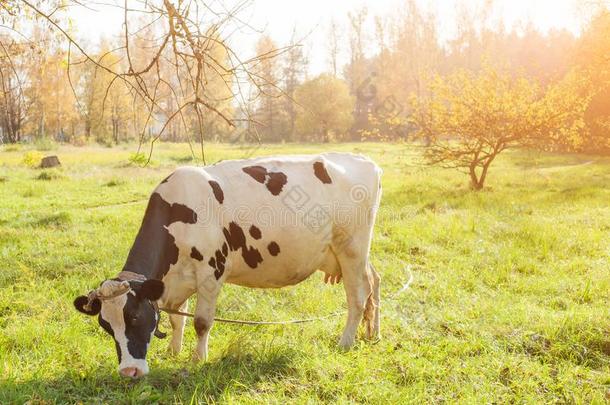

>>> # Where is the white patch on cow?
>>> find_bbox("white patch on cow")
[98,280,153,375]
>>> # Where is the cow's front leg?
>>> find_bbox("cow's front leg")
[192,279,221,362]
[168,300,188,355]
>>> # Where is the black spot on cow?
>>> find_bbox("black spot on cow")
[122,192,197,280]
[190,247,203,261]
[266,172,287,195]
[242,165,267,183]
[207,222,266,279]
[208,180,224,204]
[215,250,226,271]
[223,221,263,269]
[194,317,210,336]
[242,165,288,196]
[267,241,280,256]
[223,221,246,251]
[249,225,262,240]
[209,247,227,280]
[74,295,101,316]
[313,161,332,184]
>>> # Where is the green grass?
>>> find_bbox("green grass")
[0,143,609,403]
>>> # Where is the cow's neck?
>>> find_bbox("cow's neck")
[121,192,197,281]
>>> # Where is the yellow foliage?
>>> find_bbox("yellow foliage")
[22,151,44,168]
[410,64,592,189]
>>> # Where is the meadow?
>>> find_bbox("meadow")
[0,142,608,403]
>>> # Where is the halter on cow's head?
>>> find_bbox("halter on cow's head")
[73,273,165,378]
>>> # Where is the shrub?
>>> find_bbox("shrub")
[128,152,148,166]
[36,169,66,181]
[22,151,44,168]
[34,137,57,151]
[2,143,22,152]
[104,178,125,187]
[34,212,71,228]
[97,138,114,148]
[171,155,195,163]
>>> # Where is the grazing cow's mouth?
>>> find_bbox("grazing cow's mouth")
[119,366,146,378]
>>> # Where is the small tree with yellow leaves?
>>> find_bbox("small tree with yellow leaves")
[411,66,591,190]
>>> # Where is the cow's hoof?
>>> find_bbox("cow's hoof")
[364,330,381,341]
[167,344,181,356]
[365,335,382,343]
[192,352,207,363]
[338,338,356,351]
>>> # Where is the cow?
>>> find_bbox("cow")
[74,152,382,378]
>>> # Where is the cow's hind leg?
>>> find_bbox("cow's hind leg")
[334,241,373,349]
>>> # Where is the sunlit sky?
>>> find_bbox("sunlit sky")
[69,0,584,75]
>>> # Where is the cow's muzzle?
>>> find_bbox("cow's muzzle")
[119,367,146,378]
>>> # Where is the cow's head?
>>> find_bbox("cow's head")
[73,279,165,378]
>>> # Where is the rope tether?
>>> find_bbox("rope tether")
[159,262,414,326]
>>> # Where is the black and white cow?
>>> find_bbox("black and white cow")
[74,153,382,378]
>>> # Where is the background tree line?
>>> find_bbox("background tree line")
[0,1,608,160]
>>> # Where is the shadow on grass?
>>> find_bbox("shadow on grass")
[0,347,299,403]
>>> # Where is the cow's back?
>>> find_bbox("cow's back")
[156,153,381,288]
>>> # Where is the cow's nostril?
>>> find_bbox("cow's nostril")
[119,367,139,378]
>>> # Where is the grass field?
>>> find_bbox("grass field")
[0,142,609,403]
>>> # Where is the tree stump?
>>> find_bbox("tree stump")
[40,155,61,168]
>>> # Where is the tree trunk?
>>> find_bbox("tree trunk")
[469,158,494,190]
[478,161,491,189]
[39,112,45,139]
[469,163,480,190]
[85,119,91,140]
[113,119,119,144]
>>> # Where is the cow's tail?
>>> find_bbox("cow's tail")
[363,262,381,339]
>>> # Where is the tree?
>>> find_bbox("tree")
[345,7,371,139]
[282,29,308,142]
[0,36,26,143]
[574,9,610,153]
[78,45,131,145]
[15,0,288,161]
[411,65,591,190]
[25,34,80,142]
[327,18,341,77]
[360,1,443,142]
[193,36,235,143]
[294,74,354,142]
[252,35,287,142]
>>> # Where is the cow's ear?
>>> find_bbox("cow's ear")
[137,279,164,301]
[74,296,101,316]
